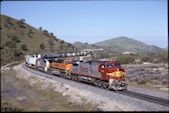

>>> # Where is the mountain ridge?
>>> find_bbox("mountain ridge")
[73,36,165,57]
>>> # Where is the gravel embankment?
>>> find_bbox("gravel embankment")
[13,64,169,111]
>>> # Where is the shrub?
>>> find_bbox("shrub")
[1,102,23,112]
[21,44,28,51]
[159,52,168,62]
[4,23,9,28]
[4,41,16,49]
[39,27,42,31]
[29,29,34,34]
[116,55,135,64]
[11,35,21,43]
[14,50,23,58]
[141,56,153,62]
[7,34,12,38]
[137,77,150,85]
[43,29,50,37]
[48,39,55,47]
[60,40,64,44]
[40,43,45,50]
[27,32,32,38]
[6,18,14,25]
[20,30,25,35]
[16,18,26,28]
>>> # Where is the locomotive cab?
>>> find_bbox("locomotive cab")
[98,61,127,90]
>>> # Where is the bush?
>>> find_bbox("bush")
[48,39,55,47]
[17,19,26,28]
[6,18,14,25]
[137,77,150,85]
[11,35,21,43]
[14,50,23,58]
[7,34,12,38]
[4,41,16,48]
[60,40,64,44]
[158,52,168,62]
[116,55,135,64]
[27,32,32,38]
[4,23,9,28]
[1,102,23,112]
[40,43,45,50]
[21,44,28,51]
[43,29,50,37]
[29,29,34,34]
[141,56,153,62]
[39,27,42,31]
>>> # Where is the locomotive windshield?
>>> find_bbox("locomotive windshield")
[65,61,71,64]
[106,64,114,67]
[115,63,121,67]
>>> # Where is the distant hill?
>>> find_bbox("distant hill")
[73,36,165,59]
[163,47,168,51]
[1,14,77,66]
[94,36,164,54]
[73,41,101,50]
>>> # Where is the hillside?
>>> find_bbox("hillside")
[73,36,165,59]
[163,47,168,51]
[73,41,101,50]
[0,14,77,66]
[94,36,164,54]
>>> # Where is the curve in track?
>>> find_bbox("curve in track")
[22,64,169,107]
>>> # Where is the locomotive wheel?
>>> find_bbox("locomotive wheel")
[98,82,102,87]
[102,82,108,89]
[94,80,98,86]
[74,77,78,81]
[71,76,75,81]
[77,78,81,82]
[73,76,77,81]
[112,86,118,91]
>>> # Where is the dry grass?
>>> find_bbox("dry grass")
[1,69,100,112]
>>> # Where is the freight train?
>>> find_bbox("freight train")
[25,52,128,90]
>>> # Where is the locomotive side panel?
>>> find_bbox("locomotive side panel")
[72,61,101,78]
[35,58,46,68]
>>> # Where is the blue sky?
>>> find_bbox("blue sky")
[1,0,168,48]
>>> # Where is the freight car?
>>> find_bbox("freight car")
[25,53,127,90]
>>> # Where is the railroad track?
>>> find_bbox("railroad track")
[22,64,169,107]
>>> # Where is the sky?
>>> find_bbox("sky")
[1,0,168,48]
